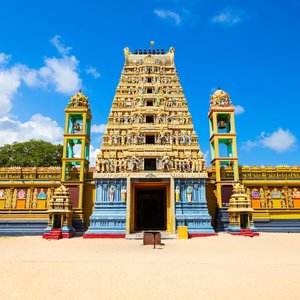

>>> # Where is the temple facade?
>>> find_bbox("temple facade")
[84,47,215,238]
[0,45,299,237]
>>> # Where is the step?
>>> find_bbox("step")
[43,228,63,240]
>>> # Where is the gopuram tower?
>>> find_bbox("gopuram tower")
[84,45,215,238]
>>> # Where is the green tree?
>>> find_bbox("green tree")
[0,140,63,167]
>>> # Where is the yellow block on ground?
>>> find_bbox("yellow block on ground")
[177,226,188,239]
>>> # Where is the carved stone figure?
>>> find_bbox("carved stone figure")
[175,186,180,202]
[187,186,193,203]
[109,186,115,202]
[121,186,127,202]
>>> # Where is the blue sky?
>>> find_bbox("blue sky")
[0,0,299,166]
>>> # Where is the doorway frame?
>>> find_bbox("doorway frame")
[130,182,171,233]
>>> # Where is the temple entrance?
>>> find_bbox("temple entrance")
[53,214,62,229]
[240,214,249,229]
[135,187,166,230]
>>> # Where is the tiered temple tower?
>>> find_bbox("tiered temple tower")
[61,91,92,230]
[84,46,215,238]
[208,88,239,228]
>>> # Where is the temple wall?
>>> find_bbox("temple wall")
[84,178,127,237]
[174,178,215,235]
[0,168,61,235]
[208,166,300,232]
[83,181,96,228]
[2,164,300,235]
[0,167,92,235]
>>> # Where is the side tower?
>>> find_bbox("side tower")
[208,88,239,222]
[61,90,92,231]
[85,45,215,238]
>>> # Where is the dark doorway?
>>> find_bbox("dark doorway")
[136,188,166,230]
[146,100,153,106]
[53,214,62,228]
[240,214,249,229]
[146,135,155,144]
[146,115,154,123]
[144,158,156,170]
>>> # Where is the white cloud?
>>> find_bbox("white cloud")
[242,140,258,150]
[211,8,243,25]
[235,104,245,115]
[260,128,296,153]
[243,128,296,153]
[39,55,81,94]
[0,53,11,65]
[50,35,72,55]
[89,145,100,167]
[154,9,182,25]
[86,66,100,79]
[0,36,81,118]
[91,124,106,134]
[0,36,82,150]
[0,65,23,116]
[0,114,63,146]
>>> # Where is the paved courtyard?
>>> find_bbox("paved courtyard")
[0,233,299,300]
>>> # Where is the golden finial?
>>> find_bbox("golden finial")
[150,41,155,47]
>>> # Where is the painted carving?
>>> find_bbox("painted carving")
[38,189,47,199]
[93,47,206,176]
[251,189,260,198]
[292,188,300,198]
[271,188,281,199]
[175,186,180,202]
[187,186,193,203]
[32,188,38,209]
[17,189,26,199]
[109,186,115,202]
[121,186,127,202]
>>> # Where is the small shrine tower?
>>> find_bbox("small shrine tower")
[43,184,75,239]
[208,88,239,209]
[227,183,258,236]
[61,90,92,230]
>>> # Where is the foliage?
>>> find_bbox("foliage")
[0,140,63,167]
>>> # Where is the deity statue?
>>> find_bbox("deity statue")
[187,130,192,145]
[161,155,170,171]
[292,188,300,198]
[109,186,115,203]
[4,189,12,209]
[181,130,187,145]
[121,186,127,202]
[271,188,281,199]
[121,131,126,146]
[127,133,132,145]
[174,131,180,146]
[187,186,193,203]
[32,188,38,209]
[175,186,180,202]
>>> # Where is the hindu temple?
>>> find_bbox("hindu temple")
[0,45,300,238]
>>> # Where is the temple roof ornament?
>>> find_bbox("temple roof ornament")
[68,90,90,109]
[48,184,73,213]
[95,46,206,176]
[124,46,175,65]
[210,88,232,107]
[228,183,254,213]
